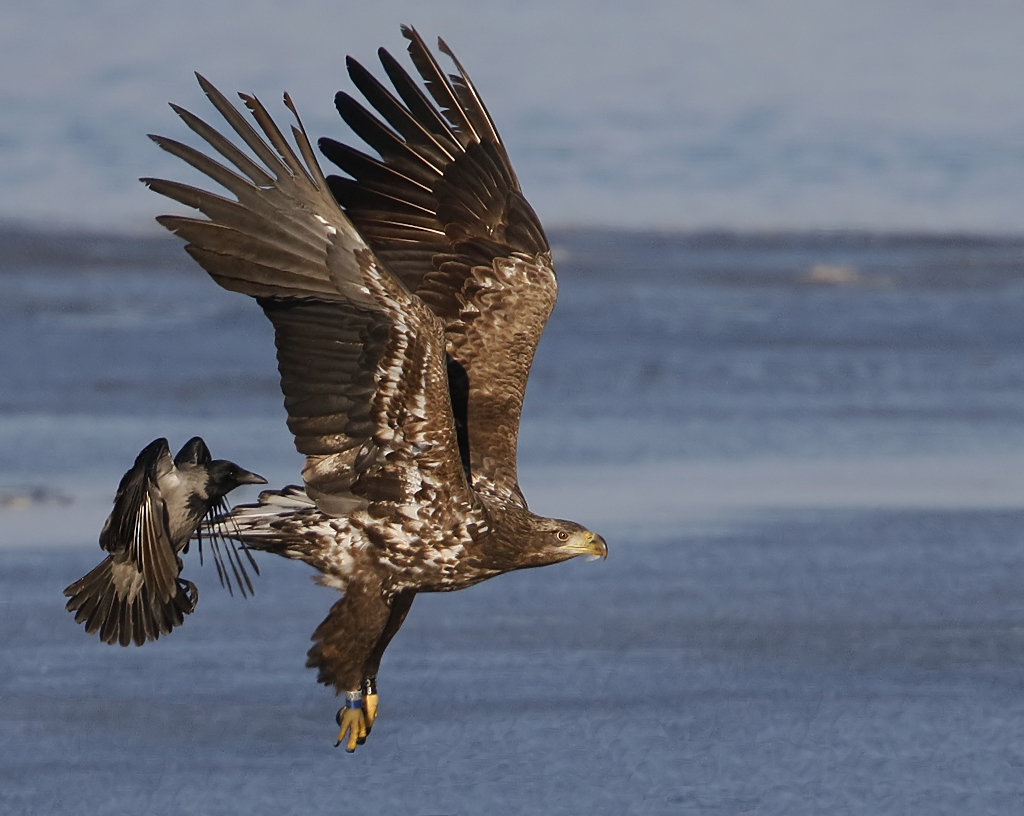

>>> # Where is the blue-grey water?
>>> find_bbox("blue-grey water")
[3,229,1024,813]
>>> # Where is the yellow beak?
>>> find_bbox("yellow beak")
[582,531,608,561]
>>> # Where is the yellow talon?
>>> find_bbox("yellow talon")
[335,705,368,753]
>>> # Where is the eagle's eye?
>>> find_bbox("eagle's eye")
[556,530,569,541]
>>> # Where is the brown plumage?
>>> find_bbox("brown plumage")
[144,26,606,750]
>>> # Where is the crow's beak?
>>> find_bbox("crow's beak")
[236,469,268,486]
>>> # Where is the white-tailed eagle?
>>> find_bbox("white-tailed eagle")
[145,26,607,751]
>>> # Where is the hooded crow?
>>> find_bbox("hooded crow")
[63,437,266,646]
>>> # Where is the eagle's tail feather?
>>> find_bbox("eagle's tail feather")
[219,485,328,557]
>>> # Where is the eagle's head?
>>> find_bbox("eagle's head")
[513,516,607,569]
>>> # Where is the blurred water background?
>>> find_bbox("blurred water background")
[4,228,1024,814]
[3,0,1024,234]
[4,1,1024,814]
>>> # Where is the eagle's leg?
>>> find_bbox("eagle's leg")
[358,590,416,741]
[335,692,369,751]
[360,676,378,736]
[306,576,390,752]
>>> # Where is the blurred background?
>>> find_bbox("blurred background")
[4,2,1024,814]
[3,0,1024,232]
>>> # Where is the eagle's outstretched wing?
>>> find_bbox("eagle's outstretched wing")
[143,75,474,530]
[320,26,557,508]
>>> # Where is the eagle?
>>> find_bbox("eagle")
[145,26,607,751]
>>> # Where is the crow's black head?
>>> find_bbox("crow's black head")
[205,460,267,498]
